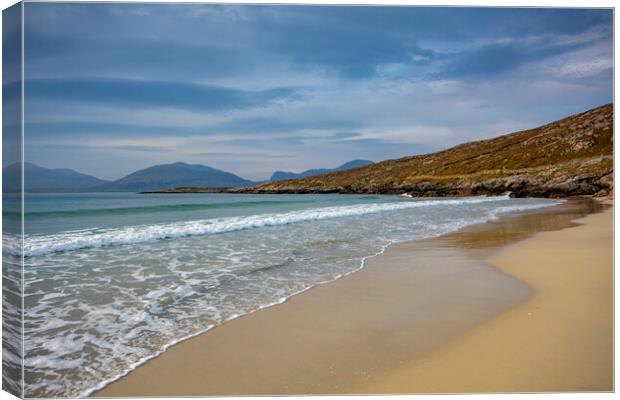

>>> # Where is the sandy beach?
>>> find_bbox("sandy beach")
[362,201,613,393]
[95,198,612,397]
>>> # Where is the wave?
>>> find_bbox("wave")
[17,195,514,257]
[10,200,322,218]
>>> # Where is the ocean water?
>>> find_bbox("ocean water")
[4,192,562,397]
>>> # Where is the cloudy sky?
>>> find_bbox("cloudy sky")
[20,4,613,181]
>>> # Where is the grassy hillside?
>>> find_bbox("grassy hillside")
[239,104,612,198]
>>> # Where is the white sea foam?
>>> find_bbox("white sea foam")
[20,195,513,257]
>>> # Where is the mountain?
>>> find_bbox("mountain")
[99,162,254,192]
[230,104,613,198]
[3,162,110,192]
[270,159,373,181]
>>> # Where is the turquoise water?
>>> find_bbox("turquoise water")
[22,193,380,234]
[5,192,561,397]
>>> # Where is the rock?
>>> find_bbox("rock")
[594,188,609,198]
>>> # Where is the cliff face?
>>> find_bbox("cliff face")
[238,104,613,198]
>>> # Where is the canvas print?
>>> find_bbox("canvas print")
[1,2,614,398]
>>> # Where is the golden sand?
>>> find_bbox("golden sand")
[361,206,613,393]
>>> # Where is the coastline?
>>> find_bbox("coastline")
[94,197,611,396]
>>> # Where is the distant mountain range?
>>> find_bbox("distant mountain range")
[3,159,372,192]
[270,159,373,181]
[3,162,254,192]
[3,162,110,193]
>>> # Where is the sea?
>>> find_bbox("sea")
[2,192,562,397]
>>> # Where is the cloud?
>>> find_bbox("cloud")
[23,78,303,112]
[435,37,599,79]
[44,143,169,153]
[210,117,362,134]
[20,4,613,180]
[533,40,613,79]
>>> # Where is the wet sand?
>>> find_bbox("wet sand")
[95,197,611,396]
[362,200,613,393]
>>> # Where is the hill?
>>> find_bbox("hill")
[2,162,110,192]
[100,162,254,192]
[270,160,373,181]
[233,104,613,198]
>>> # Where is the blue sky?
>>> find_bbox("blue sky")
[20,4,613,181]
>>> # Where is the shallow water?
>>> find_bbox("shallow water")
[4,192,562,397]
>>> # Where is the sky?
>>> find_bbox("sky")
[16,3,614,181]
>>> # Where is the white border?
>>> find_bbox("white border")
[0,2,615,400]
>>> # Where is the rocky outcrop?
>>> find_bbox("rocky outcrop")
[593,172,614,198]
[227,161,612,198]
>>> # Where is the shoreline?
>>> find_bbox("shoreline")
[82,235,398,398]
[94,197,610,397]
[360,198,613,393]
